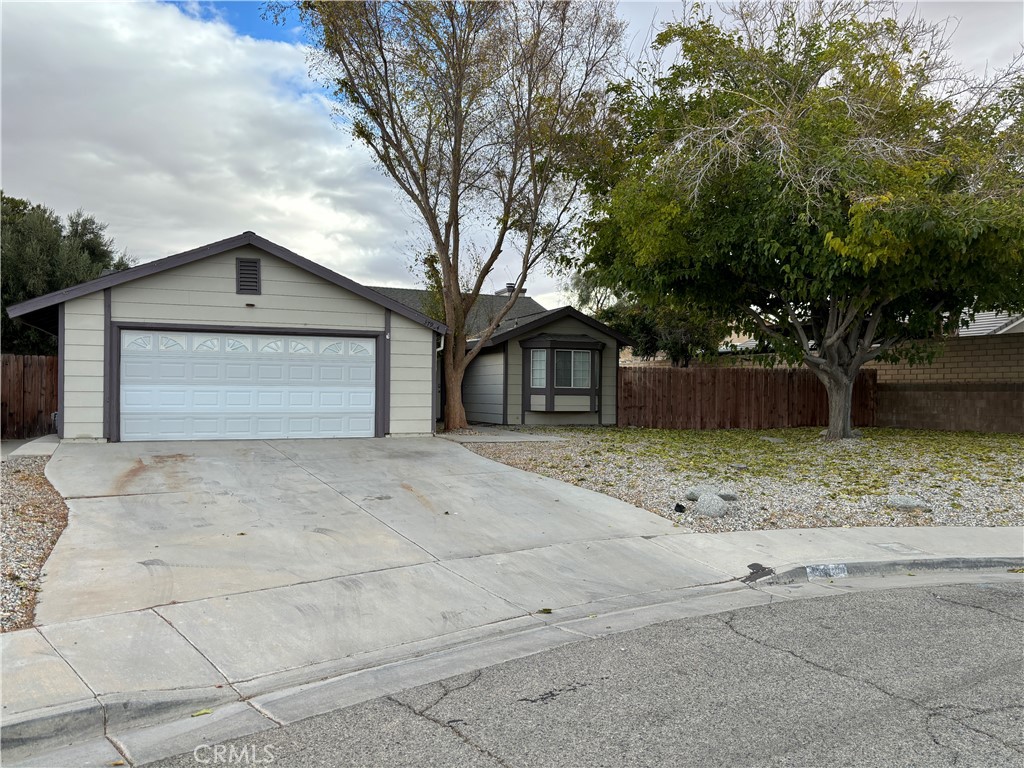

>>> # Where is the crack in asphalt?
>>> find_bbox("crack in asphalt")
[386,671,511,768]
[929,592,1024,624]
[923,703,1024,764]
[719,613,1024,760]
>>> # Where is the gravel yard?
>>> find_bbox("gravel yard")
[1,456,68,632]
[465,427,1024,533]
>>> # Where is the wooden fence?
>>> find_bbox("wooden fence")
[618,366,876,430]
[2,355,59,439]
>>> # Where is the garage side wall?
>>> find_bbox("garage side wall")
[389,313,435,434]
[62,293,106,439]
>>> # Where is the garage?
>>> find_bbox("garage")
[119,330,377,441]
[6,232,447,442]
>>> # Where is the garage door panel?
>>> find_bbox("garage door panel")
[350,391,374,408]
[257,364,285,382]
[257,391,284,407]
[157,362,188,380]
[350,366,373,384]
[191,363,221,380]
[157,390,188,408]
[225,391,254,408]
[192,391,221,408]
[256,417,284,433]
[120,331,377,441]
[348,416,374,433]
[225,364,254,381]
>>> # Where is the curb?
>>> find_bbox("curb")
[5,556,1022,766]
[772,556,1024,584]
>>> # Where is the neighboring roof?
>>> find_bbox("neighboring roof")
[469,306,633,348]
[718,338,763,354]
[7,232,447,336]
[958,310,1024,337]
[369,286,548,337]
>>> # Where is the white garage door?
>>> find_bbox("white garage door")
[119,330,376,441]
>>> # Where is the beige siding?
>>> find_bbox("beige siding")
[110,246,387,330]
[389,313,435,434]
[463,350,505,424]
[63,293,106,438]
[553,395,591,411]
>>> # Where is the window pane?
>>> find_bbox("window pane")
[531,349,547,388]
[573,350,591,388]
[554,350,573,388]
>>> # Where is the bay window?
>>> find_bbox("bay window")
[554,350,591,388]
[521,334,604,414]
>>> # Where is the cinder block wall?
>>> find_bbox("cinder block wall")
[869,335,1023,433]
[867,335,1024,383]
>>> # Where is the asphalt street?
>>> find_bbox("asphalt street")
[148,579,1024,768]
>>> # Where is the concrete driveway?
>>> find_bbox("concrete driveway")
[39,437,699,626]
[14,437,734,721]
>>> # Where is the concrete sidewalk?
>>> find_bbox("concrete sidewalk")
[1,436,1021,766]
[4,527,1021,767]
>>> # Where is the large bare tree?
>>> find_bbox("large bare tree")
[274,1,624,429]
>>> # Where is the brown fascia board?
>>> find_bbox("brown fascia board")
[6,231,448,334]
[471,306,633,348]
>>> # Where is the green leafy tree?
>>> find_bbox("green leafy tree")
[2,192,133,354]
[597,299,728,367]
[268,1,625,430]
[583,0,1024,439]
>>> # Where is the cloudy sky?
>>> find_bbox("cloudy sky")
[2,1,1022,308]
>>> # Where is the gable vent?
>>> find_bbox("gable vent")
[236,258,261,295]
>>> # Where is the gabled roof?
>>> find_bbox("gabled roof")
[469,306,633,348]
[7,232,447,335]
[369,286,548,337]
[958,310,1024,337]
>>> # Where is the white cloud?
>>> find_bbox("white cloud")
[1,1,419,286]
[2,1,1020,311]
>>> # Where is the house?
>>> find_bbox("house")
[6,232,446,442]
[372,285,631,426]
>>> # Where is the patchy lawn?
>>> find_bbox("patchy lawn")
[465,427,1024,533]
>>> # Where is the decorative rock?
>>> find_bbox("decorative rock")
[684,485,719,502]
[695,494,730,518]
[760,437,785,444]
[886,494,932,513]
[730,463,749,470]
[684,485,739,503]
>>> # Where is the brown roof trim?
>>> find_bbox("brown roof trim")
[471,306,632,348]
[7,231,448,334]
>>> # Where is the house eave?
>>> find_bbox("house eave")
[6,231,449,335]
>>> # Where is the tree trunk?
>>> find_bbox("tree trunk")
[823,373,855,441]
[442,335,469,431]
